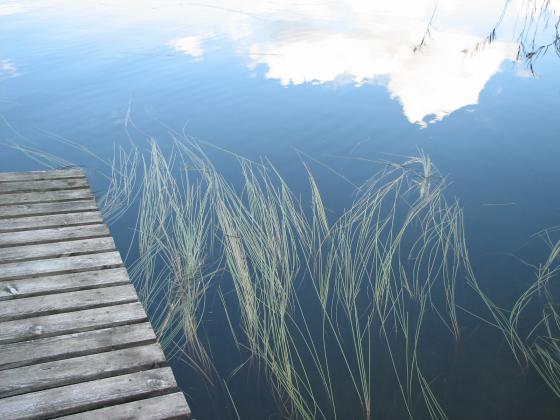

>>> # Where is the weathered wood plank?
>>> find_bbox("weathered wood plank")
[0,252,122,281]
[0,237,115,264]
[0,367,178,420]
[0,169,84,183]
[0,199,98,219]
[0,267,129,301]
[0,189,93,206]
[0,169,190,419]
[0,284,138,322]
[0,224,109,248]
[0,344,166,398]
[60,393,191,419]
[0,211,103,233]
[0,301,147,344]
[0,323,156,370]
[0,178,89,194]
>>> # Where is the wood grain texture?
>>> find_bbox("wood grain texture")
[0,224,109,247]
[0,211,103,233]
[60,392,191,419]
[0,367,178,419]
[0,189,93,205]
[0,267,130,301]
[0,252,123,281]
[0,169,85,182]
[0,169,190,418]
[0,284,138,322]
[0,301,147,344]
[0,237,116,264]
[0,344,166,397]
[0,178,88,194]
[0,323,156,370]
[0,199,98,219]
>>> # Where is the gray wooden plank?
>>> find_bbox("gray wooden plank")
[0,237,116,264]
[60,392,191,419]
[0,189,93,206]
[0,301,147,344]
[0,199,98,219]
[0,267,130,301]
[0,178,89,194]
[0,367,178,420]
[0,169,84,182]
[0,343,166,398]
[0,224,109,247]
[0,252,123,281]
[0,284,138,322]
[0,323,156,370]
[0,171,189,420]
[0,211,103,233]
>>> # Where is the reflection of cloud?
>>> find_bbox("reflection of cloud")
[248,25,516,126]
[170,36,206,59]
[0,4,27,16]
[0,60,19,81]
[12,0,532,126]
[388,33,516,126]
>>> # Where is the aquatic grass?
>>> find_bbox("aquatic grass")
[5,136,483,418]
[2,137,142,226]
[468,226,560,400]
[8,133,560,417]
[169,143,470,419]
[124,140,218,374]
[9,134,491,418]
[99,144,141,224]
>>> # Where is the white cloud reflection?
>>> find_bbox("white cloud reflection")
[387,34,515,126]
[237,1,520,126]
[0,4,27,16]
[0,59,19,81]
[12,0,533,126]
[170,36,206,59]
[247,29,515,126]
[164,0,519,126]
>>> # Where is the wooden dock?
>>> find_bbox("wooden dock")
[0,169,191,419]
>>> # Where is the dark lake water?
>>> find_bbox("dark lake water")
[2,1,560,419]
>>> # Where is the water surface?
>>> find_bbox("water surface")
[1,1,560,419]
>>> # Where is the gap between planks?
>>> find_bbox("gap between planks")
[0,189,94,206]
[0,211,103,233]
[0,267,130,301]
[0,252,124,282]
[0,224,111,248]
[59,392,191,420]
[0,199,98,219]
[0,301,148,345]
[0,343,167,398]
[0,367,179,419]
[0,237,116,264]
[0,284,139,322]
[0,322,157,370]
[0,178,89,195]
[0,169,85,182]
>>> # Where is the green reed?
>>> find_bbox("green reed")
[107,138,473,420]
[16,135,558,418]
